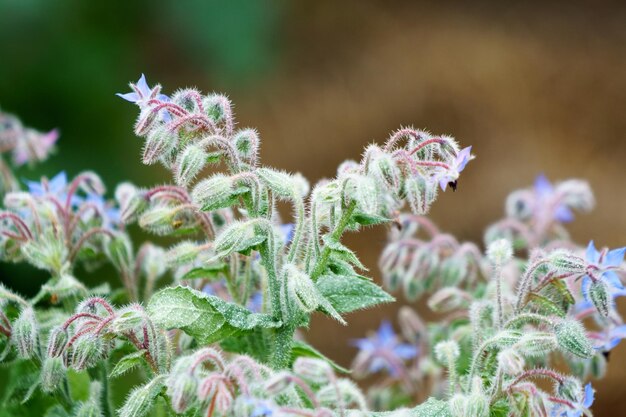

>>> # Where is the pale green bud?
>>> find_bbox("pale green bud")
[142,125,177,165]
[554,320,593,359]
[264,371,292,395]
[41,356,66,393]
[115,183,147,223]
[175,143,207,186]
[282,264,320,316]
[166,370,198,413]
[110,307,144,334]
[293,357,331,385]
[434,340,460,364]
[11,307,39,359]
[588,279,610,317]
[166,241,203,266]
[118,377,164,417]
[487,239,513,265]
[257,168,297,198]
[104,232,133,272]
[556,377,583,404]
[497,348,525,376]
[46,325,68,358]
[70,334,103,371]
[21,234,67,273]
[191,174,238,211]
[232,128,259,161]
[515,332,557,357]
[427,287,469,313]
[548,250,586,274]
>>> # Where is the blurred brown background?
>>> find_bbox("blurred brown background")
[1,1,626,414]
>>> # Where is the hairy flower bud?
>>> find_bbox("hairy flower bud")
[367,148,400,191]
[293,357,331,385]
[47,325,68,358]
[119,377,164,417]
[282,264,320,316]
[434,340,460,364]
[497,348,525,376]
[556,180,595,213]
[115,183,147,223]
[11,307,39,359]
[21,235,67,273]
[264,371,293,395]
[548,250,586,274]
[41,356,66,393]
[191,174,239,211]
[487,239,513,265]
[70,334,103,371]
[202,94,233,131]
[505,190,534,221]
[212,220,252,258]
[166,241,203,266]
[405,176,437,215]
[175,144,207,186]
[556,377,583,404]
[166,371,198,413]
[142,125,177,165]
[587,279,611,317]
[257,168,298,199]
[515,332,557,357]
[427,287,469,313]
[554,320,593,359]
[449,379,489,417]
[138,205,186,235]
[233,128,259,161]
[110,307,144,334]
[397,307,426,345]
[104,232,133,272]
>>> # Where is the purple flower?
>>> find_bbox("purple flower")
[438,146,472,191]
[13,128,59,166]
[245,398,276,417]
[534,174,574,223]
[24,171,82,207]
[247,292,263,313]
[116,74,171,121]
[595,324,626,352]
[280,223,294,245]
[352,320,417,376]
[551,383,594,417]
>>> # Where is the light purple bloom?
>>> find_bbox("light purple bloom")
[534,174,574,223]
[116,74,171,121]
[595,324,626,352]
[438,146,472,191]
[12,128,59,166]
[280,223,294,245]
[551,383,594,417]
[245,398,275,417]
[582,241,625,297]
[83,194,121,229]
[352,320,417,376]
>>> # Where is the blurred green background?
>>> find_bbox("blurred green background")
[1,1,626,414]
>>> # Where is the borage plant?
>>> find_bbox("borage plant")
[0,74,620,417]
[353,175,626,416]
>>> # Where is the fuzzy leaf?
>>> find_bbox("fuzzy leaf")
[316,274,394,314]
[291,340,350,374]
[350,211,390,227]
[371,398,451,417]
[110,350,147,378]
[147,286,281,344]
[322,235,367,270]
[179,263,227,281]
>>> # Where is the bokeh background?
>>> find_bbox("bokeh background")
[1,1,626,414]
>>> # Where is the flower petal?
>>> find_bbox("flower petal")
[115,92,139,102]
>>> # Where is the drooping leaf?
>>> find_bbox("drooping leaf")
[179,263,227,281]
[322,235,367,270]
[350,211,390,227]
[316,274,394,314]
[147,286,281,344]
[110,350,147,378]
[291,340,350,374]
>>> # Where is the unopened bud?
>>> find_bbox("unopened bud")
[515,332,557,357]
[397,307,426,344]
[138,205,183,235]
[11,307,39,359]
[487,239,513,265]
[110,307,144,334]
[104,232,133,272]
[41,356,66,393]
[427,287,469,313]
[257,168,296,198]
[140,244,167,279]
[166,371,198,413]
[368,150,400,191]
[166,241,203,266]
[233,128,259,161]
[115,183,147,223]
[202,94,233,131]
[556,180,595,213]
[282,264,320,316]
[556,377,583,404]
[293,357,331,385]
[505,190,534,220]
[497,348,525,376]
[119,377,164,417]
[175,144,207,186]
[405,176,437,215]
[142,125,177,165]
[191,174,237,211]
[434,340,460,364]
[70,334,103,370]
[554,320,593,359]
[264,371,292,395]
[46,325,68,358]
[588,279,611,317]
[548,250,586,274]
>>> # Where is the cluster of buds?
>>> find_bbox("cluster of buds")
[485,174,595,250]
[379,214,487,303]
[0,109,59,196]
[354,177,625,416]
[41,297,168,394]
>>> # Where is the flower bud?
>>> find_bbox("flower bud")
[21,235,67,273]
[367,149,400,191]
[344,174,378,215]
[142,125,177,165]
[556,377,583,404]
[11,307,39,359]
[427,287,469,313]
[138,205,182,235]
[434,340,460,364]
[515,332,557,357]
[166,371,198,413]
[548,250,586,274]
[175,143,207,186]
[257,168,297,198]
[293,357,331,385]
[449,388,489,417]
[555,320,593,359]
[439,256,467,287]
[104,232,133,272]
[556,180,595,213]
[41,356,65,393]
[110,307,144,334]
[233,128,259,161]
[115,183,147,223]
[191,174,237,211]
[497,348,525,376]
[46,325,68,358]
[202,94,233,131]
[70,334,103,371]
[3,191,33,209]
[397,306,426,344]
[405,176,437,215]
[487,239,513,265]
[212,220,251,258]
[264,371,292,395]
[140,244,167,279]
[590,353,607,379]
[282,264,320,316]
[588,279,611,317]
[505,190,534,220]
[166,241,203,266]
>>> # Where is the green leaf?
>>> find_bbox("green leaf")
[291,340,350,374]
[110,350,147,378]
[316,274,394,314]
[350,211,390,227]
[371,398,451,417]
[322,235,367,270]
[179,263,227,281]
[526,293,566,318]
[147,286,281,344]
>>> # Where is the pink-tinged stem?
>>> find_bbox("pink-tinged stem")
[62,312,103,330]
[384,128,423,151]
[409,138,446,155]
[507,368,565,391]
[0,212,33,240]
[68,227,116,263]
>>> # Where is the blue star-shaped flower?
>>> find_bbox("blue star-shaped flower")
[551,383,594,417]
[582,241,625,296]
[24,171,82,206]
[116,74,171,121]
[352,320,417,376]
